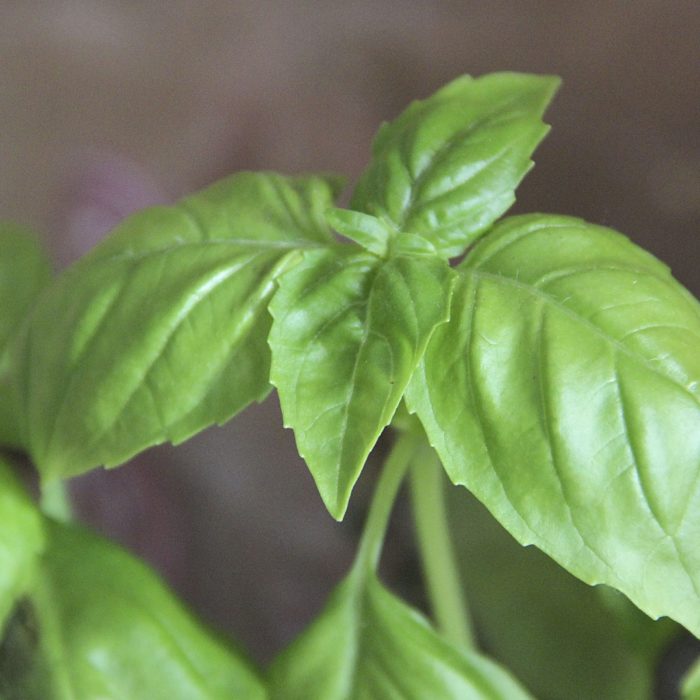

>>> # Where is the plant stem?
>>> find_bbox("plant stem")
[409,442,475,649]
[355,430,422,574]
[40,479,73,522]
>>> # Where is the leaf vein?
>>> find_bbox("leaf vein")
[534,301,613,572]
[66,256,265,460]
[464,279,539,544]
[473,270,700,408]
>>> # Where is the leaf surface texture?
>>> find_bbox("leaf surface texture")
[406,214,700,634]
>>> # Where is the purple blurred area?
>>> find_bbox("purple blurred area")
[1,0,698,669]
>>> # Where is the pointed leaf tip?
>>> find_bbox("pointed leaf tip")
[270,249,454,519]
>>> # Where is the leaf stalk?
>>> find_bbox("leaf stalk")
[354,430,422,574]
[409,441,475,649]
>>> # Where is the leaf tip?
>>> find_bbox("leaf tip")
[326,496,348,523]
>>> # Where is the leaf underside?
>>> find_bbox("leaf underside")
[406,213,700,635]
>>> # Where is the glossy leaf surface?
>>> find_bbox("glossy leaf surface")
[268,569,532,700]
[269,248,453,518]
[4,521,265,700]
[406,214,700,634]
[0,224,51,449]
[14,173,340,481]
[0,460,44,635]
[351,73,558,257]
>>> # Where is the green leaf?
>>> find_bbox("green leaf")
[325,208,393,257]
[269,248,453,519]
[268,569,532,700]
[0,223,51,357]
[0,224,52,449]
[0,460,44,636]
[683,656,700,699]
[351,73,559,258]
[3,520,266,700]
[405,213,700,635]
[14,172,341,481]
[449,486,677,699]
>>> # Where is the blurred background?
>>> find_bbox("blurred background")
[1,2,699,698]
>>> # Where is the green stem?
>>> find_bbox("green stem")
[354,430,422,574]
[40,479,73,522]
[409,442,475,649]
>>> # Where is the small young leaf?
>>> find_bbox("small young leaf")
[0,460,44,636]
[351,73,559,258]
[406,213,700,636]
[269,248,453,519]
[269,569,532,699]
[325,208,393,256]
[14,172,341,481]
[0,224,52,449]
[8,521,266,700]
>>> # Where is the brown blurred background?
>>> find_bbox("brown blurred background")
[1,0,698,685]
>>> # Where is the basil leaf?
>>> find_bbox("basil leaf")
[683,656,700,699]
[14,172,341,481]
[5,521,265,700]
[0,224,51,449]
[325,208,393,257]
[351,73,559,258]
[268,569,532,699]
[406,213,700,635]
[0,460,44,635]
[269,248,453,519]
[449,487,677,699]
[0,224,51,357]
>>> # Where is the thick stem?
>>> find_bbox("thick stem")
[354,430,422,575]
[409,442,475,649]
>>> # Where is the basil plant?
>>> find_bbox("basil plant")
[1,72,698,699]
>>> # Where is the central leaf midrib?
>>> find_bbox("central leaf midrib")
[333,265,382,508]
[397,92,535,230]
[43,250,283,470]
[344,576,377,699]
[87,237,326,268]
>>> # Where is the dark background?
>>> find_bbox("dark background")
[1,1,698,695]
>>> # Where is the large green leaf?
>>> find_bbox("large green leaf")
[351,73,559,258]
[269,248,453,519]
[0,521,265,700]
[14,172,341,481]
[405,213,700,635]
[0,460,44,636]
[0,224,52,449]
[268,568,532,699]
